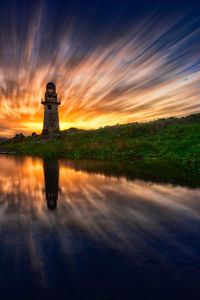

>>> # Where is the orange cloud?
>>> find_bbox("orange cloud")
[0,5,200,137]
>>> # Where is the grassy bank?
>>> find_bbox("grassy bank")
[1,114,200,166]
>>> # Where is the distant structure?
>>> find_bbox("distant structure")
[41,82,61,133]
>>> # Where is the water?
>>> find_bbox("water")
[0,155,200,299]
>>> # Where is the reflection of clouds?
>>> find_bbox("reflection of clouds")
[0,3,200,136]
[0,156,45,218]
[0,155,200,247]
[57,170,200,250]
[0,155,200,282]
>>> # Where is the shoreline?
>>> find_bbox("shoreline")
[0,152,199,189]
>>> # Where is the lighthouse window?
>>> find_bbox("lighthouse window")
[48,105,52,110]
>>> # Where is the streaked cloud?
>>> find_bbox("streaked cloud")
[0,0,200,136]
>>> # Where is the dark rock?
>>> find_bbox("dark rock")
[14,133,24,138]
[42,129,49,135]
[12,133,25,143]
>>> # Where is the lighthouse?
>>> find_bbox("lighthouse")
[41,82,61,133]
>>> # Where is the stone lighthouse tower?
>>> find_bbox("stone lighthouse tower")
[41,82,61,133]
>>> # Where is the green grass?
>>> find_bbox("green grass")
[1,113,200,167]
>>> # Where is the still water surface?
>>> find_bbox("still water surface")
[0,155,200,299]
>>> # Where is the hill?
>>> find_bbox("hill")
[0,114,200,167]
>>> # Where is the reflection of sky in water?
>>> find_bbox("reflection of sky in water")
[0,155,200,298]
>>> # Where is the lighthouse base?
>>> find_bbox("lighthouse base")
[43,103,60,133]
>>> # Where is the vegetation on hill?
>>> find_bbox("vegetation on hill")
[0,114,200,168]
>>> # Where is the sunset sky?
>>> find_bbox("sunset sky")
[0,0,200,137]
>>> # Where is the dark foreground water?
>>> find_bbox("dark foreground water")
[0,155,200,300]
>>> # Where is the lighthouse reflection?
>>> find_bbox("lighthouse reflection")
[43,159,59,210]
